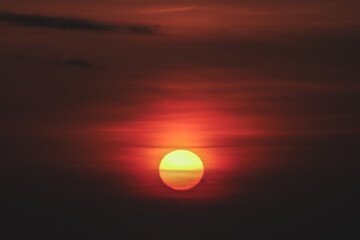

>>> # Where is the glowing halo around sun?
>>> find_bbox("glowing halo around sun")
[159,150,204,191]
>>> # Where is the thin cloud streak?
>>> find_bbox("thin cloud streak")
[50,59,92,68]
[136,6,198,14]
[0,11,159,34]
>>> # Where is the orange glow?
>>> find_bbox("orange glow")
[102,99,257,200]
[159,150,204,190]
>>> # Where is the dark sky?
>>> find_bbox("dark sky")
[1,0,359,239]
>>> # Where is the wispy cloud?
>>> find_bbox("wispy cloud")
[136,6,197,14]
[0,12,159,34]
[50,59,92,68]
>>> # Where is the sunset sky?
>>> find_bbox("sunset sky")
[1,0,359,239]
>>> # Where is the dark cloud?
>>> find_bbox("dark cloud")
[0,12,158,34]
[50,59,92,68]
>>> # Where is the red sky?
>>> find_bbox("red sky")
[1,0,359,239]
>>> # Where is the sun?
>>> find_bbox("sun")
[159,150,204,191]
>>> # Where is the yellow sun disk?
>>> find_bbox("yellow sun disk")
[159,150,204,190]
